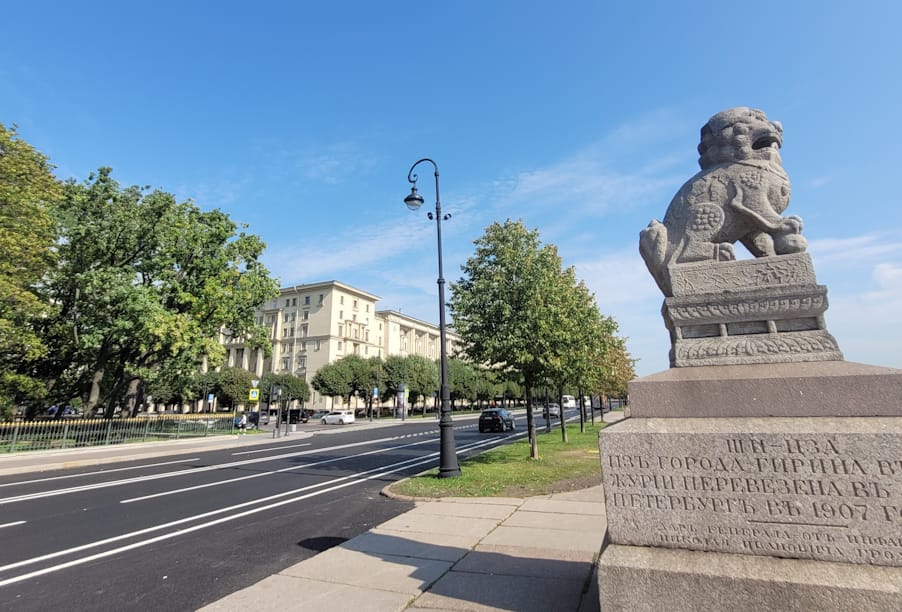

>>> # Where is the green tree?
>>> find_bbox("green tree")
[261,372,310,405]
[381,354,407,407]
[213,367,255,408]
[33,168,278,417]
[309,355,381,411]
[310,360,353,407]
[447,357,478,410]
[404,355,439,412]
[0,124,61,419]
[598,337,636,399]
[451,219,575,458]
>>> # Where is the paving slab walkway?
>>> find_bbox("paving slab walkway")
[199,485,607,612]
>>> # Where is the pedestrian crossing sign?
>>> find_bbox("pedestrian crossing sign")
[249,388,260,401]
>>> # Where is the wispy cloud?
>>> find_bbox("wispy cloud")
[296,143,380,185]
[809,232,902,265]
[264,215,415,284]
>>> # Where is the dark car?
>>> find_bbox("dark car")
[287,408,308,424]
[478,409,515,433]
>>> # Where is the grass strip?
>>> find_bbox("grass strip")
[389,422,605,499]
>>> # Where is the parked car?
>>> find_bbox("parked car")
[287,408,308,424]
[309,410,330,421]
[321,410,355,425]
[542,403,561,419]
[245,411,269,427]
[478,408,515,433]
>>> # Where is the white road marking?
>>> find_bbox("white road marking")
[231,443,311,456]
[0,521,26,529]
[0,458,201,488]
[0,436,509,587]
[120,436,441,503]
[0,431,445,505]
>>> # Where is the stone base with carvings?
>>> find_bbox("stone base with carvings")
[597,372,902,610]
[663,253,843,367]
[599,417,901,567]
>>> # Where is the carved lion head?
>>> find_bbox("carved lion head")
[697,107,783,169]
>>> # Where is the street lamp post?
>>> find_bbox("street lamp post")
[404,158,461,478]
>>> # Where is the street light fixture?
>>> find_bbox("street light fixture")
[404,158,461,478]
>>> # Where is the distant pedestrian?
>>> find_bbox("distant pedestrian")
[238,413,247,434]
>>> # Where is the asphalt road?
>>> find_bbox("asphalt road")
[0,414,538,611]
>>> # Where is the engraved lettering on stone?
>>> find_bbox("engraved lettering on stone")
[601,432,900,566]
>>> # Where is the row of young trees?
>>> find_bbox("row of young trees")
[310,353,523,414]
[0,124,280,420]
[450,219,635,458]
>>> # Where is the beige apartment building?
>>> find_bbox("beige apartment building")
[220,280,460,409]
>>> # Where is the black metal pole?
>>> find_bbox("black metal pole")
[407,158,461,478]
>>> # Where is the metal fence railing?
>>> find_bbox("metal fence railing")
[0,414,235,454]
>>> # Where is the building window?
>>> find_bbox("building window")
[340,296,344,305]
[366,305,370,312]
[297,355,306,369]
[365,346,369,355]
[289,327,294,336]
[304,296,310,305]
[283,314,289,322]
[303,311,309,320]
[292,297,297,306]
[353,299,358,308]
[318,294,324,304]
[352,314,357,322]
[315,340,321,351]
[285,299,290,307]
[301,341,307,351]
[337,341,342,350]
[354,328,359,339]
[281,357,290,370]
[302,324,308,337]
[337,324,343,336]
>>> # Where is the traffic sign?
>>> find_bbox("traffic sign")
[248,388,260,401]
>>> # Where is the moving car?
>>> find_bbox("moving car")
[321,410,355,425]
[478,408,515,433]
[542,403,561,419]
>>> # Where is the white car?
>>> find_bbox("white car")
[543,403,561,418]
[321,410,355,425]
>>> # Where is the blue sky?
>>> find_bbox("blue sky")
[3,1,901,376]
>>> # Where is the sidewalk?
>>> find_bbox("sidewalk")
[198,485,607,612]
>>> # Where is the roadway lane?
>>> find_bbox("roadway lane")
[0,416,526,611]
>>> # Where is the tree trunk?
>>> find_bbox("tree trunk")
[578,387,586,433]
[125,377,142,417]
[86,367,105,416]
[525,383,538,460]
[558,385,568,442]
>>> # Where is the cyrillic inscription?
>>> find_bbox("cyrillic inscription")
[601,427,901,567]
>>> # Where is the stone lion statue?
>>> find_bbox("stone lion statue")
[640,107,807,296]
